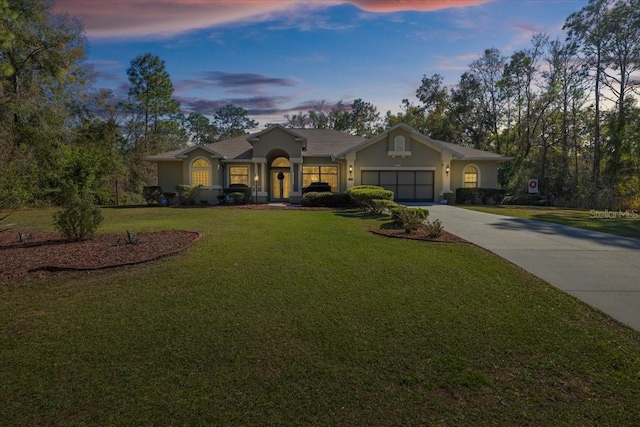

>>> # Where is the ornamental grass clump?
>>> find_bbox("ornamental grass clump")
[424,218,444,238]
[53,182,103,242]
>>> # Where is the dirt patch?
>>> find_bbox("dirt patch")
[370,226,469,243]
[0,230,201,279]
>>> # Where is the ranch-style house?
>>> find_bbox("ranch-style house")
[146,123,510,204]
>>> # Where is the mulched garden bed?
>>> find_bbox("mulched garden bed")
[370,226,469,243]
[0,230,201,279]
[1,205,467,279]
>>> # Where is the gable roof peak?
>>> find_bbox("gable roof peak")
[246,124,307,143]
[175,144,224,159]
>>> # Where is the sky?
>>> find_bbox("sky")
[53,0,589,127]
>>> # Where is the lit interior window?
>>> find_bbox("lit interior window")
[464,166,478,188]
[191,158,211,187]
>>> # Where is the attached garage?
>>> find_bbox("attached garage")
[361,169,434,202]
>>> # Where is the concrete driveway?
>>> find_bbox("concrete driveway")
[416,204,640,332]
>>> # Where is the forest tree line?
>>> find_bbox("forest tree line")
[1,0,639,209]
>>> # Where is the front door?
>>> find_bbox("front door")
[271,170,290,201]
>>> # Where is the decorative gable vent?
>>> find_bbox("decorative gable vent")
[388,135,411,158]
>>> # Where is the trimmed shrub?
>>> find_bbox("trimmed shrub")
[301,192,352,207]
[391,206,428,233]
[302,182,332,194]
[53,183,103,242]
[228,192,245,204]
[176,184,204,205]
[163,192,176,204]
[143,186,164,204]
[455,188,507,205]
[223,184,251,203]
[347,185,394,211]
[442,192,455,205]
[371,199,399,215]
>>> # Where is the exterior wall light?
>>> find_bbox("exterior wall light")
[445,164,450,176]
[349,165,353,176]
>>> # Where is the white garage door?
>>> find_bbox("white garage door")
[361,170,434,201]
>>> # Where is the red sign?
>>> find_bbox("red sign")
[528,179,538,194]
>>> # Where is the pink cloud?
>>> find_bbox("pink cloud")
[54,0,493,38]
[53,1,300,38]
[349,0,493,13]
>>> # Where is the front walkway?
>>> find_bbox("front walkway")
[416,204,640,332]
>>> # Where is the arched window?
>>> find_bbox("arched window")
[463,166,478,188]
[191,158,211,187]
[271,157,290,167]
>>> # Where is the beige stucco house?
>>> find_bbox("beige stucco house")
[146,123,510,204]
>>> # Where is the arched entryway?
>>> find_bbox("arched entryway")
[270,156,290,201]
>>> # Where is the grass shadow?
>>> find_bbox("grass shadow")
[102,204,162,210]
[333,209,390,222]
[0,237,67,251]
[379,220,401,230]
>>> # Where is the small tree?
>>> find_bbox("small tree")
[53,182,103,241]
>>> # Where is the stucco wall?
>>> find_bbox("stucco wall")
[450,161,499,190]
[355,134,440,168]
[174,148,223,203]
[353,132,443,194]
[302,156,337,165]
[157,161,183,192]
[181,148,223,187]
[251,127,304,158]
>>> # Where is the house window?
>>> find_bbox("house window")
[191,158,211,187]
[464,166,478,188]
[394,135,406,152]
[272,157,290,167]
[229,166,249,185]
[302,166,338,191]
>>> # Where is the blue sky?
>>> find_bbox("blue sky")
[54,0,588,127]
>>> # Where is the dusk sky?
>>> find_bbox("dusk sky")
[53,0,589,127]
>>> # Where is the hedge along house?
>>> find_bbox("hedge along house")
[146,123,510,204]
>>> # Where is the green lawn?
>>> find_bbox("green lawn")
[462,205,640,239]
[2,207,640,425]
